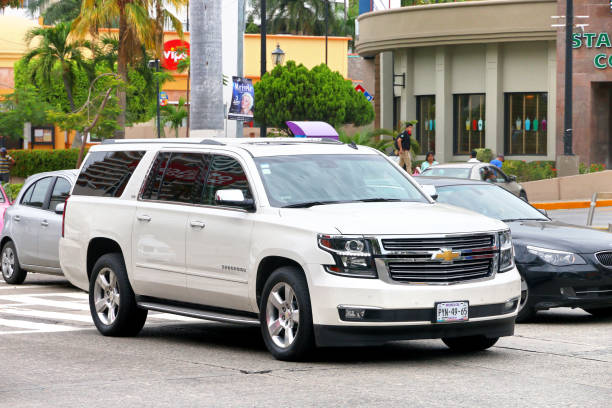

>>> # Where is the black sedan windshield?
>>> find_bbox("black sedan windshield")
[254,154,428,208]
[436,184,548,222]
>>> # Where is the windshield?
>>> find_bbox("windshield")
[435,184,548,222]
[254,154,428,207]
[421,167,471,178]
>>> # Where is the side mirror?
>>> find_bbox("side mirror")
[538,208,548,217]
[420,184,438,201]
[55,202,65,214]
[509,175,517,182]
[215,189,255,210]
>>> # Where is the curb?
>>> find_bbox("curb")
[531,200,612,210]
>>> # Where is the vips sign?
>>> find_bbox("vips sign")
[228,76,255,121]
[572,32,612,69]
[162,39,189,70]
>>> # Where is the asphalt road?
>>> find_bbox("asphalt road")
[547,206,612,229]
[1,274,611,407]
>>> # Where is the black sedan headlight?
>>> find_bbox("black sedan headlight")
[526,245,586,266]
[318,234,377,278]
[498,230,515,272]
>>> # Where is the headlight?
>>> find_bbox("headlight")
[526,246,586,266]
[318,234,377,278]
[498,230,514,273]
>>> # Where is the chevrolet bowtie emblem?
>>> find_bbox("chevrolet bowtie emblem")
[432,248,461,262]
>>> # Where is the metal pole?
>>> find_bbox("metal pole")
[236,0,245,138]
[563,0,573,155]
[260,0,267,138]
[325,0,328,65]
[156,59,161,138]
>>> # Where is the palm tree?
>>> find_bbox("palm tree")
[71,0,186,137]
[189,0,224,135]
[27,0,82,24]
[248,0,342,36]
[24,22,85,112]
[161,97,188,138]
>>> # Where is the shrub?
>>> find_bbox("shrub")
[9,149,84,178]
[579,162,606,174]
[502,160,556,182]
[475,148,493,163]
[4,183,23,202]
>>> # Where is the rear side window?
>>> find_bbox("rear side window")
[73,150,145,197]
[202,155,252,205]
[21,177,53,208]
[141,152,211,204]
[49,177,71,211]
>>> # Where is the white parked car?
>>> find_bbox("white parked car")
[60,138,520,360]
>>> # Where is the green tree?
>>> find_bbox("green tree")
[0,85,53,140]
[254,61,374,132]
[0,0,20,10]
[23,22,86,111]
[27,0,82,24]
[160,97,188,138]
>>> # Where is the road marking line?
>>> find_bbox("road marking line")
[0,308,94,323]
[0,285,59,290]
[0,317,81,333]
[0,295,89,311]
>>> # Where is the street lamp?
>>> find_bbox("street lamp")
[271,44,285,66]
[148,59,161,138]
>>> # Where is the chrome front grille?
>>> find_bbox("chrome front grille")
[378,233,497,284]
[381,234,494,251]
[595,252,612,267]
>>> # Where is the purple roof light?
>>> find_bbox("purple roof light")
[286,121,339,140]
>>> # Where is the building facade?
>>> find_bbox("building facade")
[356,0,611,166]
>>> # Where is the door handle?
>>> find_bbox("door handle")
[190,220,205,229]
[137,215,151,222]
[13,215,20,222]
[41,220,49,227]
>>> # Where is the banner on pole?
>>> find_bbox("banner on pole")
[228,76,255,121]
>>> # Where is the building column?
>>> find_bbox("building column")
[379,51,394,130]
[435,46,452,163]
[485,43,502,156]
[395,49,416,131]
[546,40,557,161]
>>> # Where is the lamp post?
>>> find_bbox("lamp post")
[148,59,161,139]
[271,44,285,66]
[563,0,573,155]
[325,0,329,65]
[260,0,267,138]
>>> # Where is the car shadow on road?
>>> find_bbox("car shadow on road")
[525,310,612,325]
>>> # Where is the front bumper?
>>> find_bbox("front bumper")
[304,263,520,345]
[519,256,612,310]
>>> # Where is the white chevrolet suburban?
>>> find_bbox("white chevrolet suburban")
[60,138,521,360]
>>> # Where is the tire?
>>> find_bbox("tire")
[515,274,536,323]
[519,190,528,202]
[582,307,612,318]
[442,335,499,352]
[1,241,27,285]
[89,253,147,337]
[260,266,315,361]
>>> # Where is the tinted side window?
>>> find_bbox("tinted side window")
[143,152,210,204]
[22,177,53,208]
[203,155,252,206]
[72,150,145,197]
[49,178,71,211]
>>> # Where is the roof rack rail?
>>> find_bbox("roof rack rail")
[101,138,225,145]
[200,139,225,145]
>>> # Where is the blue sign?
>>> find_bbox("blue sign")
[159,91,168,106]
[363,91,373,102]
[228,76,255,121]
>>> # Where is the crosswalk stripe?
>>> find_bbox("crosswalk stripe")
[0,308,94,323]
[0,317,83,333]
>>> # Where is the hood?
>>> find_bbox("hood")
[508,220,612,254]
[279,202,507,235]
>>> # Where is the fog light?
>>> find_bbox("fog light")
[342,308,366,321]
[560,287,576,297]
[504,298,519,312]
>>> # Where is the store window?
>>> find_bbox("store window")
[416,95,435,153]
[505,93,548,155]
[454,94,486,155]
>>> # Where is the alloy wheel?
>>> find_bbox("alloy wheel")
[266,282,300,349]
[518,276,529,313]
[2,247,15,279]
[93,267,120,325]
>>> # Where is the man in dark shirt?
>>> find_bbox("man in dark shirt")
[0,148,14,184]
[396,124,413,172]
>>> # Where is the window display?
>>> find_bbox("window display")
[416,95,435,153]
[505,93,548,155]
[454,94,485,155]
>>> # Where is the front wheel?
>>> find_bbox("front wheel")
[1,241,26,284]
[442,335,499,352]
[89,253,148,337]
[260,266,315,361]
[583,307,612,318]
[516,275,535,323]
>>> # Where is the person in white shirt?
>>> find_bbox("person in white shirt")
[467,150,480,163]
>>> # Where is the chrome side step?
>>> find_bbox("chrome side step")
[137,301,260,326]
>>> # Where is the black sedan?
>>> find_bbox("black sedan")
[418,177,612,322]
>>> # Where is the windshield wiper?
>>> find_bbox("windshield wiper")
[282,201,343,208]
[502,218,547,222]
[358,198,403,202]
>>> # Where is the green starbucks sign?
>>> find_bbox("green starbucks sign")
[572,32,612,69]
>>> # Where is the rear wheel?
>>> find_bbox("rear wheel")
[89,253,147,336]
[442,335,499,352]
[516,275,536,323]
[583,307,612,318]
[260,266,315,361]
[1,241,26,285]
[519,190,528,202]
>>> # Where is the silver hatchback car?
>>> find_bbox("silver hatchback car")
[1,170,77,284]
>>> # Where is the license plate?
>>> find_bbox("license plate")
[436,301,469,323]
